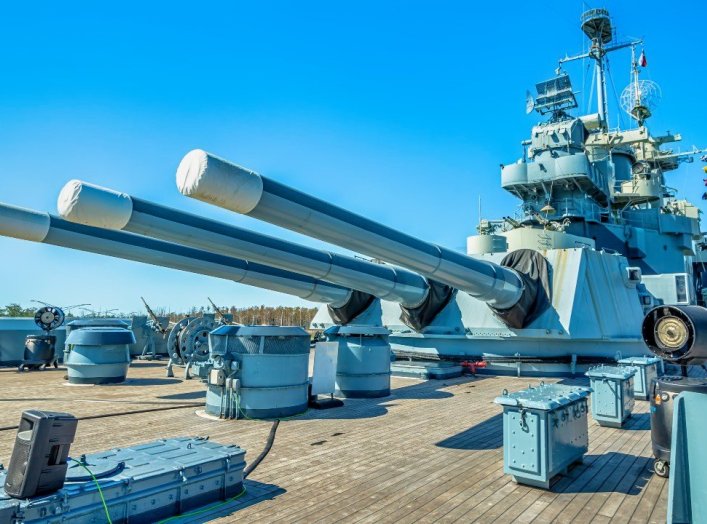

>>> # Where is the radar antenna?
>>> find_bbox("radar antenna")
[558,9,643,129]
[527,74,577,118]
[525,90,535,115]
[620,46,661,126]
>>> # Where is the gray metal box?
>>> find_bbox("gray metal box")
[0,437,246,523]
[494,383,591,489]
[617,356,661,400]
[586,365,635,427]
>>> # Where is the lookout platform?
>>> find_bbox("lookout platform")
[0,361,668,523]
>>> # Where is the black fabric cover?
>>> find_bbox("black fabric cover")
[489,249,552,329]
[328,290,376,325]
[400,279,455,332]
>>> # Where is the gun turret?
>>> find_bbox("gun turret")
[0,203,360,310]
[176,150,545,328]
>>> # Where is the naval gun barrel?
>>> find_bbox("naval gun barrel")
[176,150,525,310]
[0,203,355,307]
[57,180,429,308]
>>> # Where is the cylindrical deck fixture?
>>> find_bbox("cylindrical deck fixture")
[0,319,67,366]
[642,305,707,366]
[206,326,310,419]
[325,325,392,398]
[64,327,136,384]
[176,150,524,310]
[21,335,56,369]
[0,202,355,307]
[57,180,430,308]
[649,375,707,477]
[64,319,130,362]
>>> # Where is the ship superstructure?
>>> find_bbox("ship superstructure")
[474,9,706,301]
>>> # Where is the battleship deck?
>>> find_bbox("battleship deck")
[0,361,668,523]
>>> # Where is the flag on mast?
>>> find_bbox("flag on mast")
[638,50,647,67]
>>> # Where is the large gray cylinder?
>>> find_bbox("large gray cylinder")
[0,202,353,307]
[325,325,392,398]
[65,319,130,342]
[64,319,130,361]
[57,181,429,308]
[64,327,136,384]
[176,150,524,309]
[206,326,310,419]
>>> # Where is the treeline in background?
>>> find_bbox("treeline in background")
[0,303,319,329]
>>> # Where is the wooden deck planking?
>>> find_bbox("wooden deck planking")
[0,361,669,523]
[541,415,652,523]
[238,380,504,523]
[440,407,646,523]
[626,468,666,523]
[247,405,504,522]
[648,480,670,524]
[227,386,497,522]
[303,408,505,523]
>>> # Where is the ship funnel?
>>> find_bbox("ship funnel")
[0,202,367,311]
[57,180,430,309]
[177,150,543,327]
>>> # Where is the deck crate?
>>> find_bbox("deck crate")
[494,383,591,489]
[617,356,661,400]
[585,365,635,427]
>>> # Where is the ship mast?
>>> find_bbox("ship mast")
[625,44,653,126]
[558,9,641,129]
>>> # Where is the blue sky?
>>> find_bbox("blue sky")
[1,1,706,315]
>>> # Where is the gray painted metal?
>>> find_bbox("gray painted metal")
[0,202,352,306]
[495,383,591,489]
[65,319,130,338]
[58,181,429,307]
[390,360,463,380]
[176,150,524,309]
[64,318,130,363]
[178,317,215,363]
[492,9,705,281]
[0,318,67,366]
[0,437,246,523]
[166,316,223,378]
[617,356,662,400]
[20,334,57,369]
[585,365,636,427]
[167,317,191,361]
[313,247,652,365]
[65,327,135,346]
[130,315,169,356]
[325,325,392,398]
[64,327,135,384]
[206,325,310,419]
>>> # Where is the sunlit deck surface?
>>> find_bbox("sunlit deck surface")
[0,361,668,523]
